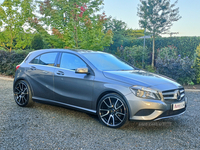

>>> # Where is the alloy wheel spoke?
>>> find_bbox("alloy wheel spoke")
[111,115,115,126]
[116,112,125,116]
[19,83,23,91]
[15,87,20,93]
[115,114,122,122]
[107,115,112,125]
[114,99,119,109]
[22,88,27,93]
[108,97,112,107]
[103,101,110,108]
[100,111,110,118]
[116,104,123,110]
[22,96,27,104]
[18,96,22,103]
[14,92,20,95]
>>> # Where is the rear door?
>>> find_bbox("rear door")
[54,52,94,109]
[26,52,58,100]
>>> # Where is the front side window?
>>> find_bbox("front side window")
[30,52,58,66]
[60,53,87,70]
[83,53,134,71]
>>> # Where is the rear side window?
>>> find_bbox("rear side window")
[30,52,58,66]
[31,56,40,64]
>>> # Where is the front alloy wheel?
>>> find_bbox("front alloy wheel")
[14,80,33,107]
[97,93,128,128]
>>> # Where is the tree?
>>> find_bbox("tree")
[104,18,128,52]
[31,34,44,50]
[0,0,35,51]
[195,44,200,83]
[137,0,181,67]
[38,0,113,50]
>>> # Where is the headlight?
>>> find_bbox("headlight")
[130,85,161,100]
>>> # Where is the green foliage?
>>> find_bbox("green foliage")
[158,45,177,59]
[145,65,156,73]
[188,81,194,86]
[0,0,35,51]
[195,44,200,83]
[0,50,30,76]
[127,37,200,62]
[39,0,112,50]
[115,46,149,68]
[104,18,144,52]
[156,47,195,85]
[137,0,181,67]
[31,34,44,50]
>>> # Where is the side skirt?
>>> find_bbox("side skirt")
[32,96,96,114]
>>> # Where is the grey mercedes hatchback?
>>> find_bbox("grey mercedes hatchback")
[13,49,187,128]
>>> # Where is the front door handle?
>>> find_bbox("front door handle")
[43,71,48,74]
[30,66,36,70]
[56,71,64,75]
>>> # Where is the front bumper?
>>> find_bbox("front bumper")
[126,93,188,121]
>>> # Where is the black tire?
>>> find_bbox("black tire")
[14,80,33,107]
[97,93,128,128]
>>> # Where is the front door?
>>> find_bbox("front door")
[54,53,94,109]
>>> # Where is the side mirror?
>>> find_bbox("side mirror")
[75,68,89,74]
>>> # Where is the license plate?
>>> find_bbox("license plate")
[173,101,185,110]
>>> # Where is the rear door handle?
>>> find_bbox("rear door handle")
[30,66,36,70]
[56,71,64,75]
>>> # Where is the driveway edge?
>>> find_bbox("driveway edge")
[0,77,14,81]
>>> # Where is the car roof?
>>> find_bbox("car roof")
[30,49,106,55]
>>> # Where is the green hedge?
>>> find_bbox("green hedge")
[123,37,200,61]
[0,50,30,76]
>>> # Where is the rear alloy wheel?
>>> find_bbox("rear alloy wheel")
[97,93,128,128]
[14,80,33,107]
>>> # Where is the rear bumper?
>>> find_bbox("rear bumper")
[126,93,188,121]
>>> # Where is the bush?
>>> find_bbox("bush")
[115,46,149,68]
[119,36,200,64]
[0,50,30,76]
[156,46,195,85]
[194,44,200,83]
[31,34,44,50]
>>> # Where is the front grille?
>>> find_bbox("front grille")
[162,88,185,101]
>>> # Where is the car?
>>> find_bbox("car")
[13,49,187,128]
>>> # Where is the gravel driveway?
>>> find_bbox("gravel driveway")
[0,79,200,149]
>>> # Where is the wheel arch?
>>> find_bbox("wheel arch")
[96,90,131,119]
[13,77,34,96]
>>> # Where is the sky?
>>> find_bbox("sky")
[0,0,200,37]
[101,0,200,37]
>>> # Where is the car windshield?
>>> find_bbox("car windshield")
[83,53,134,71]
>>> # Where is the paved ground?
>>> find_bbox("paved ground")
[0,79,200,150]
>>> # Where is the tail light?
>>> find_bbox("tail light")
[16,65,20,72]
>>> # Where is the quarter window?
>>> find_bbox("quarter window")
[30,52,58,66]
[60,53,87,70]
[30,56,40,64]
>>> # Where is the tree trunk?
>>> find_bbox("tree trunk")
[151,35,155,67]
[10,32,13,53]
